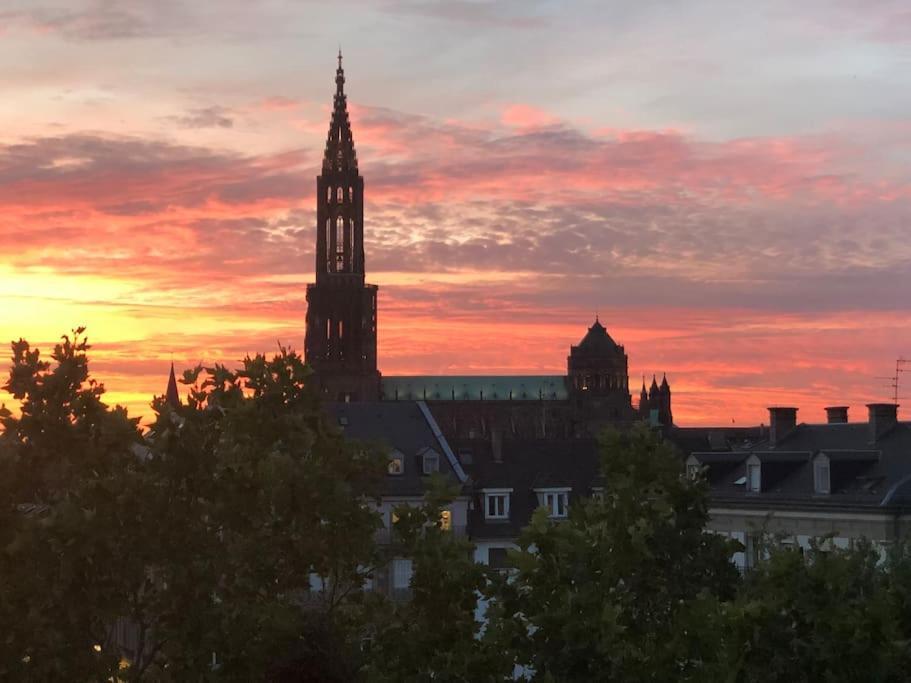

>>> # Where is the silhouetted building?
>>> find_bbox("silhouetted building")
[637,373,672,426]
[303,56,668,435]
[304,52,380,402]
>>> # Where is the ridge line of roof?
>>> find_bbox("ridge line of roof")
[416,400,468,484]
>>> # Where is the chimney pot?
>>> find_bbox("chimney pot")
[825,406,849,424]
[768,407,798,447]
[867,403,898,442]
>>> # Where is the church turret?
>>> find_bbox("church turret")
[566,317,634,427]
[648,374,659,400]
[305,53,380,401]
[638,378,649,418]
[658,373,673,426]
[165,362,180,408]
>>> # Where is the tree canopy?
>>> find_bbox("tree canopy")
[3,330,911,681]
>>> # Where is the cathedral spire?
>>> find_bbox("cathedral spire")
[324,50,358,173]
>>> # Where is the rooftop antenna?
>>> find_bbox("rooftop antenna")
[875,357,909,403]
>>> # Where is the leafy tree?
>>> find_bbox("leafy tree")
[364,479,514,682]
[489,425,741,682]
[726,537,911,682]
[0,331,386,680]
[0,329,143,680]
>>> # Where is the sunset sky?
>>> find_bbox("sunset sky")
[1,0,910,426]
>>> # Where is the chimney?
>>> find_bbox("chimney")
[491,427,503,463]
[825,406,848,424]
[768,407,798,447]
[867,403,898,442]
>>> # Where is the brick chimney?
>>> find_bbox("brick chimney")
[867,403,898,442]
[768,407,798,447]
[825,406,848,424]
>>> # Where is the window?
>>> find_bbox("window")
[439,510,451,531]
[814,456,830,494]
[337,186,344,202]
[483,489,511,520]
[536,488,570,518]
[487,547,513,570]
[422,452,439,474]
[387,451,404,476]
[686,463,700,480]
[392,558,412,589]
[747,462,761,493]
[591,486,604,502]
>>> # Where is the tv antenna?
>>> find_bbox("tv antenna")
[875,358,909,404]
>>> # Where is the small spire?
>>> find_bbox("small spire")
[165,362,180,408]
[338,47,343,70]
[660,373,669,389]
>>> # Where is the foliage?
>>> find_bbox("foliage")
[0,330,386,680]
[489,424,742,682]
[725,537,911,682]
[0,329,142,679]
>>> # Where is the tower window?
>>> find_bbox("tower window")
[327,186,332,202]
[337,186,344,202]
[349,186,354,202]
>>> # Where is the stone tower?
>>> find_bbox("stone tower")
[567,318,635,425]
[305,52,380,401]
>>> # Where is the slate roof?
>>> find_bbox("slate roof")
[574,318,620,354]
[688,420,911,510]
[328,401,467,497]
[454,437,602,539]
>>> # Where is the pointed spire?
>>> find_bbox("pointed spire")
[324,50,358,173]
[165,362,180,408]
[660,373,669,390]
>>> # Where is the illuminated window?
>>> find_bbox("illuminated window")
[387,450,404,475]
[440,510,452,531]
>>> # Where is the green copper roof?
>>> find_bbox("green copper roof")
[381,375,568,401]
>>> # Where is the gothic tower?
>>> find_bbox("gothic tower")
[305,53,380,401]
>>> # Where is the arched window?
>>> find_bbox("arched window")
[348,186,354,202]
[337,186,344,202]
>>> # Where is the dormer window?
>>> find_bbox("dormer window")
[387,450,404,476]
[482,488,512,520]
[422,451,440,475]
[814,455,830,494]
[535,487,570,518]
[686,461,700,481]
[746,456,761,493]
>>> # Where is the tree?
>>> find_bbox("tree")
[363,478,514,682]
[489,425,742,681]
[0,331,387,680]
[726,537,911,682]
[0,329,143,680]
